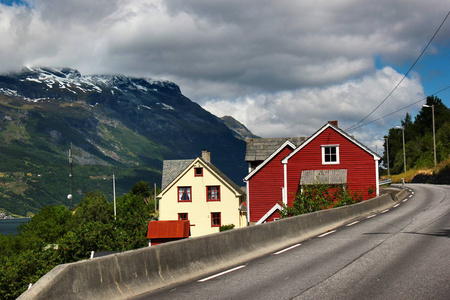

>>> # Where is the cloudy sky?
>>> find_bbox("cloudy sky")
[1,0,449,152]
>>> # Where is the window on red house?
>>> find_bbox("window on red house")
[178,187,192,202]
[322,145,339,164]
[211,212,221,227]
[178,213,188,220]
[194,167,203,177]
[207,186,220,201]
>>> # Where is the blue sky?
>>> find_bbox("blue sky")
[0,0,27,6]
[385,40,450,106]
[0,0,449,150]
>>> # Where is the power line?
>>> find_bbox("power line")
[347,85,450,131]
[346,10,450,132]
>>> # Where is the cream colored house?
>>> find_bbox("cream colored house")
[157,150,247,237]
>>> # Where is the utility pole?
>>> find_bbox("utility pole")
[113,171,116,220]
[423,104,437,167]
[154,183,158,219]
[68,144,74,209]
[432,104,436,167]
[396,126,406,173]
[385,137,390,176]
[402,126,406,173]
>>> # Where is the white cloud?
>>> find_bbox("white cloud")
[0,0,448,151]
[203,67,424,148]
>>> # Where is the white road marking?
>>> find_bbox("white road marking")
[346,221,360,226]
[403,199,408,202]
[318,230,337,237]
[394,203,400,207]
[198,265,246,282]
[381,209,389,213]
[274,244,301,255]
[409,195,413,198]
[367,214,377,219]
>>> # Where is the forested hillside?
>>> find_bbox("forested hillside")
[0,68,247,216]
[382,96,450,175]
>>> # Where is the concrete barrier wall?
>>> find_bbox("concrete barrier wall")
[19,192,398,300]
[394,188,408,202]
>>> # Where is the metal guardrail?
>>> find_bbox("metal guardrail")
[379,179,392,186]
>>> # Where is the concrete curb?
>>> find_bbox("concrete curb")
[19,192,400,300]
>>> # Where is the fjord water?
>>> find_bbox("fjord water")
[0,218,30,235]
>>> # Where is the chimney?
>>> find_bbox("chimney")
[328,120,338,127]
[202,149,211,163]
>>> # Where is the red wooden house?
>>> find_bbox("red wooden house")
[244,122,380,224]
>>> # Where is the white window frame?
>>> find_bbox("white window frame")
[321,145,340,165]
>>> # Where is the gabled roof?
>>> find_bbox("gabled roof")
[147,220,190,239]
[281,122,381,164]
[256,203,283,225]
[161,159,193,190]
[245,137,307,162]
[158,157,244,198]
[244,140,296,181]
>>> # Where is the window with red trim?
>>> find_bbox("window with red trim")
[178,187,192,202]
[194,167,203,177]
[211,212,221,227]
[207,186,220,201]
[178,213,188,220]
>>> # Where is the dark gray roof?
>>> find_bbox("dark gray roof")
[160,157,244,195]
[161,159,194,190]
[245,137,307,162]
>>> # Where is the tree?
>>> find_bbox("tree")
[72,191,112,227]
[382,95,450,174]
[436,122,450,161]
[130,180,151,198]
[18,205,72,244]
[114,190,156,249]
[414,95,450,137]
[0,181,158,299]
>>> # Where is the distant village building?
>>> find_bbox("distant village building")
[157,150,247,237]
[244,121,381,225]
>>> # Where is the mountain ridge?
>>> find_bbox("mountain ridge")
[221,115,260,141]
[0,67,249,216]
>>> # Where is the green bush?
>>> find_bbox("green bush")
[219,224,235,232]
[279,183,363,218]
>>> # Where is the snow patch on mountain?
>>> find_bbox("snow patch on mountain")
[0,67,179,105]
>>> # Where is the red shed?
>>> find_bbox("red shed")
[147,220,190,246]
[245,122,380,224]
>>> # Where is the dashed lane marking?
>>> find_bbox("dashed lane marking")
[318,230,337,237]
[367,214,377,219]
[274,244,302,255]
[346,221,360,226]
[198,265,246,282]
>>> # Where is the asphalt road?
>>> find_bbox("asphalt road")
[133,184,450,300]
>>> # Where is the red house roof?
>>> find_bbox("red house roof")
[147,220,190,239]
